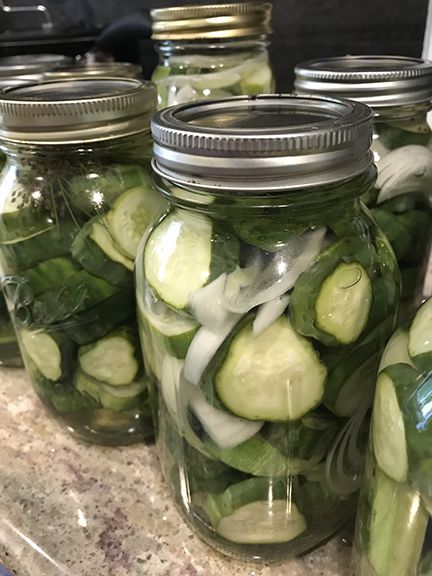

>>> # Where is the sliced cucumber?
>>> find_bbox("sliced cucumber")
[324,339,380,417]
[144,211,239,310]
[71,217,133,287]
[66,290,134,345]
[202,477,306,544]
[137,294,198,360]
[78,326,140,386]
[290,237,377,346]
[368,466,428,576]
[408,298,432,370]
[315,262,372,345]
[32,270,120,324]
[67,164,151,216]
[215,316,327,421]
[0,219,80,271]
[232,217,306,252]
[378,328,412,372]
[372,370,409,482]
[75,369,146,412]
[0,182,55,243]
[23,257,80,296]
[21,328,73,382]
[376,121,431,149]
[238,62,274,94]
[106,185,167,260]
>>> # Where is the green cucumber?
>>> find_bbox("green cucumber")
[205,416,338,477]
[315,262,372,345]
[368,467,428,576]
[75,369,146,412]
[378,328,412,372]
[137,295,198,360]
[372,368,411,482]
[290,237,376,346]
[0,182,55,243]
[144,211,239,310]
[215,316,327,421]
[30,270,120,325]
[67,164,152,216]
[202,477,307,544]
[71,218,133,287]
[78,326,140,386]
[66,290,134,345]
[408,298,432,370]
[21,328,74,381]
[106,185,167,260]
[0,220,80,271]
[232,217,306,252]
[375,121,431,149]
[23,257,80,295]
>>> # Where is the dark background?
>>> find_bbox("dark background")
[0,0,428,91]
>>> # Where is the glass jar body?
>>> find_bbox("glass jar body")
[151,37,275,109]
[136,174,399,562]
[353,296,432,576]
[367,103,432,314]
[0,133,167,444]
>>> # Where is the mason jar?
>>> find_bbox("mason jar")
[150,2,275,109]
[295,56,432,315]
[0,78,167,444]
[0,74,46,368]
[353,289,432,576]
[135,95,399,562]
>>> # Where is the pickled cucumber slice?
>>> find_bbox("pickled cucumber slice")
[215,317,327,421]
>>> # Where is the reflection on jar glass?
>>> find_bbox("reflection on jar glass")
[295,55,432,318]
[0,78,167,444]
[150,2,275,109]
[135,95,399,562]
[353,292,432,576]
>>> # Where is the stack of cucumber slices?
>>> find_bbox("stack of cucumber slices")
[0,161,166,440]
[152,53,274,108]
[354,297,432,576]
[138,207,398,550]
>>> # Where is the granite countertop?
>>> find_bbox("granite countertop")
[0,368,351,576]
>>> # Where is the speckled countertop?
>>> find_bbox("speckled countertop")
[0,368,351,576]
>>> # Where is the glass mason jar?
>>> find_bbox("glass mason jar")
[0,78,167,444]
[0,74,46,367]
[352,291,432,576]
[135,95,400,562]
[150,2,275,109]
[295,56,432,316]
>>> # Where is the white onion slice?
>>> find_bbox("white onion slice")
[160,356,184,422]
[188,273,231,330]
[184,315,240,385]
[253,294,290,336]
[223,227,326,314]
[187,384,263,449]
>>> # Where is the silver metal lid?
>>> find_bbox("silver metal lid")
[151,94,374,191]
[294,56,432,108]
[0,54,72,77]
[0,78,157,144]
[43,62,143,81]
[0,74,43,90]
[151,2,272,40]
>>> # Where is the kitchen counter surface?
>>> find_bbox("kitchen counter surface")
[0,368,351,576]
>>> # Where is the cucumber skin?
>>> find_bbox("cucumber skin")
[380,364,432,483]
[66,291,134,345]
[0,220,81,271]
[67,163,151,216]
[290,235,395,346]
[71,219,133,288]
[375,122,431,149]
[23,257,80,296]
[232,217,306,252]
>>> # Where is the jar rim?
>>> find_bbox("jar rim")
[294,55,432,108]
[151,94,374,191]
[151,2,272,40]
[0,77,156,144]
